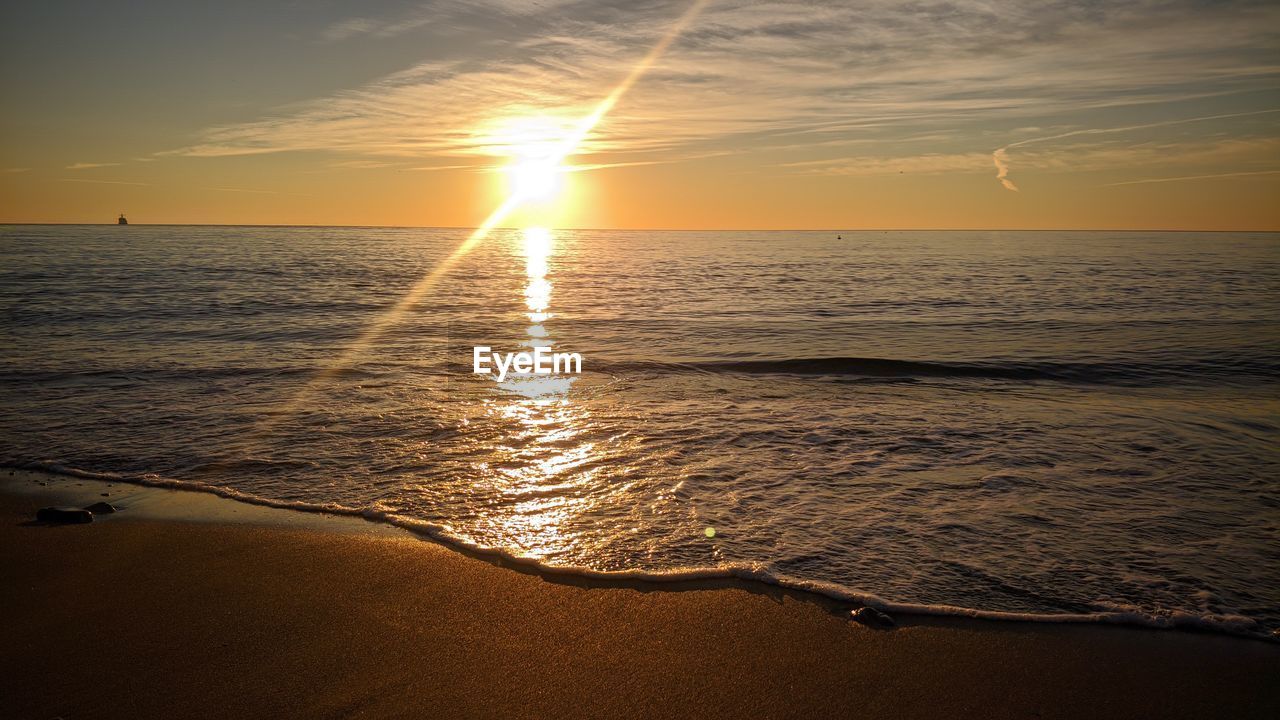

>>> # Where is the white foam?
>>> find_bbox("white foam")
[7,460,1270,641]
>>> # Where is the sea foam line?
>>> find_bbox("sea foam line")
[4,459,1268,640]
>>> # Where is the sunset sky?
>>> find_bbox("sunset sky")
[2,0,1277,230]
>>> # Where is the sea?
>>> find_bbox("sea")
[2,225,1277,636]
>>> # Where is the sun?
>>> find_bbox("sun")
[506,157,564,203]
[479,115,572,205]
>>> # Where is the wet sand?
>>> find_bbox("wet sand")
[2,473,1277,719]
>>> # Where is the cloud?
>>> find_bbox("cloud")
[209,186,312,196]
[66,162,121,170]
[59,178,149,186]
[1010,135,1280,173]
[321,16,429,42]
[993,149,1018,191]
[408,163,488,171]
[3,168,29,173]
[167,0,1280,181]
[319,1,579,42]
[1104,169,1280,186]
[991,108,1280,191]
[782,152,991,176]
[783,133,1280,183]
[328,159,397,169]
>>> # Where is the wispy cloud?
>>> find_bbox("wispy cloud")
[66,162,121,170]
[327,159,397,169]
[59,178,149,186]
[993,149,1018,191]
[1104,169,1280,186]
[1010,136,1280,173]
[168,0,1280,184]
[783,152,991,176]
[209,186,312,196]
[991,109,1280,191]
[785,133,1280,182]
[3,168,29,174]
[320,0,578,42]
[321,16,430,42]
[407,163,488,172]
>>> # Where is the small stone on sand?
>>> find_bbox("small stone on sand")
[850,607,895,628]
[36,507,94,524]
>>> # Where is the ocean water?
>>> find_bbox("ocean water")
[2,225,1278,635]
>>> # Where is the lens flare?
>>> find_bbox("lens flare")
[261,0,711,426]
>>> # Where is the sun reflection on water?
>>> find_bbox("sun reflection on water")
[522,227,553,329]
[499,227,574,397]
[480,226,596,558]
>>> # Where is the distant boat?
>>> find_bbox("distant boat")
[117,213,128,225]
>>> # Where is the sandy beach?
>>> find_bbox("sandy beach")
[2,472,1276,720]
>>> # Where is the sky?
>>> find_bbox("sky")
[1,0,1278,230]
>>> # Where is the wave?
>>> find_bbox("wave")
[6,356,1275,387]
[594,356,1280,384]
[6,459,1270,641]
[0,365,390,384]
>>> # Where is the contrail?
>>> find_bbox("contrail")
[1104,168,1280,186]
[262,0,712,425]
[992,108,1280,192]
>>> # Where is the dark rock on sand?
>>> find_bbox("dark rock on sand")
[36,507,94,524]
[850,607,895,628]
[85,502,117,514]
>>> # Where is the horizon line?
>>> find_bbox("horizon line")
[2,222,1279,234]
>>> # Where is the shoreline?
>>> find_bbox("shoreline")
[4,465,1272,639]
[2,469,1278,718]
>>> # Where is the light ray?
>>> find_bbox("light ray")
[261,0,712,425]
[545,0,713,169]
